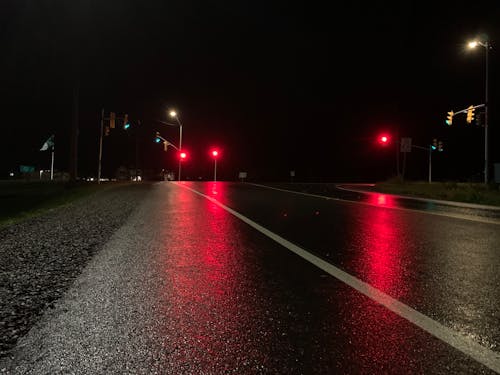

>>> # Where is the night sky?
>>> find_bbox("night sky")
[1,1,499,182]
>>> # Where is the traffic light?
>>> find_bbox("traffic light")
[211,149,219,157]
[378,134,390,146]
[447,111,454,125]
[438,141,443,152]
[110,112,116,128]
[466,106,475,124]
[155,132,161,143]
[431,138,438,151]
[180,151,187,160]
[123,114,130,129]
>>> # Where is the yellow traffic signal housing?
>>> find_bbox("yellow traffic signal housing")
[110,112,116,128]
[466,106,475,124]
[446,110,454,125]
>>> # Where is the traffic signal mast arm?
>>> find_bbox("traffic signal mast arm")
[446,104,485,125]
[411,144,430,151]
[412,143,443,152]
[155,119,179,127]
[155,133,179,150]
[451,103,485,116]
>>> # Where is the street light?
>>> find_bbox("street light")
[467,38,491,183]
[211,149,219,181]
[169,109,183,181]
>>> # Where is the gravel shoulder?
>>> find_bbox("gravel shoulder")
[0,182,154,358]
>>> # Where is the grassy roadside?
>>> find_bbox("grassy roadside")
[0,181,135,227]
[372,179,500,207]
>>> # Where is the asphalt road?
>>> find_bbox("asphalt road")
[1,181,499,374]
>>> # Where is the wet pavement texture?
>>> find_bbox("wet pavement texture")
[1,182,499,374]
[262,182,500,222]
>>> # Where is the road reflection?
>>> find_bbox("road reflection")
[352,189,500,222]
[157,182,277,371]
[365,192,397,208]
[341,201,414,370]
[342,192,412,301]
[151,182,498,373]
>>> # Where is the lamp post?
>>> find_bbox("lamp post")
[468,38,491,183]
[211,149,219,181]
[169,110,183,181]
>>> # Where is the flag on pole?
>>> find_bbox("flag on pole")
[40,135,55,151]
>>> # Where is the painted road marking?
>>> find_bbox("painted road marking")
[249,183,500,226]
[176,182,500,374]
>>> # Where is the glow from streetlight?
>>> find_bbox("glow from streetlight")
[468,40,479,49]
[169,110,177,118]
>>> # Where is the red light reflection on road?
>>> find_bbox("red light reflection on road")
[343,203,412,370]
[164,183,234,302]
[156,182,272,370]
[365,192,397,208]
[209,182,218,196]
[362,208,405,295]
[202,184,233,298]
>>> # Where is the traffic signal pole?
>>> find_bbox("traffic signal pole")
[484,42,489,183]
[214,158,217,182]
[428,146,432,183]
[97,108,104,184]
[97,111,130,184]
[155,117,184,181]
[410,144,436,183]
[178,124,183,181]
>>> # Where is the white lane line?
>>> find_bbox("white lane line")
[248,183,500,225]
[177,183,500,374]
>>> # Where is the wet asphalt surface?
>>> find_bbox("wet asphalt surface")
[1,181,499,374]
[263,182,500,222]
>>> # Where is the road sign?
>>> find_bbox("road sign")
[19,165,35,173]
[400,137,412,152]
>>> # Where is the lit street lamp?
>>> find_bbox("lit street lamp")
[468,38,491,183]
[211,149,219,181]
[169,110,183,181]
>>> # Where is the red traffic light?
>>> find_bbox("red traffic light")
[179,151,187,160]
[211,149,219,158]
[378,134,390,145]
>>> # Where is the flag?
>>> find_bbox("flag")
[40,135,55,151]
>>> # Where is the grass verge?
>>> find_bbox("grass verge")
[0,181,134,227]
[373,179,500,207]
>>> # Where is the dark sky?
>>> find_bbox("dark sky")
[1,0,499,182]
